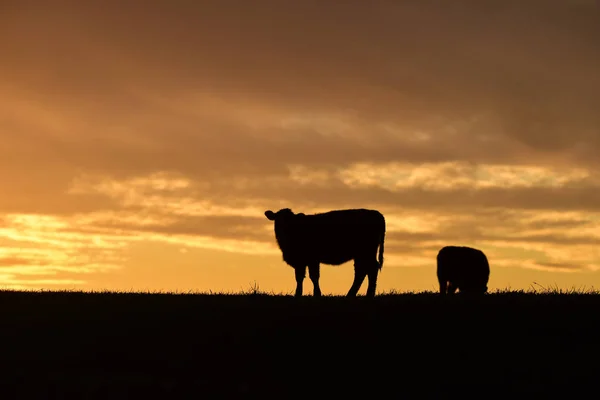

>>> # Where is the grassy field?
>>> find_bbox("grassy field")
[1,287,600,398]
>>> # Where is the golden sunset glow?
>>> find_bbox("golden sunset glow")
[1,0,599,294]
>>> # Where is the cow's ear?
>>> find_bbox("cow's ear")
[265,210,276,220]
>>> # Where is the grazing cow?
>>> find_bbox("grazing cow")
[264,208,386,297]
[437,246,490,295]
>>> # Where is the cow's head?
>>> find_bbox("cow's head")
[264,209,306,253]
[265,208,296,222]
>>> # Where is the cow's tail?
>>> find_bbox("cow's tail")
[378,215,386,270]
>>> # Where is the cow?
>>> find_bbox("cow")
[436,245,490,295]
[264,208,386,297]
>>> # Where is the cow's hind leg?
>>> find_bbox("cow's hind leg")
[365,260,380,297]
[347,262,367,297]
[294,266,306,297]
[308,263,322,297]
[447,282,458,294]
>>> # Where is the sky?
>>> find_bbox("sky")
[0,0,599,294]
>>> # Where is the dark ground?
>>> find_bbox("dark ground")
[1,289,599,398]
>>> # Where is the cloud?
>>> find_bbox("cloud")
[1,169,598,289]
[67,174,600,267]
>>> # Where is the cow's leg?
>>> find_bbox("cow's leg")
[347,262,367,297]
[294,266,306,297]
[439,279,448,295]
[474,280,489,294]
[459,282,472,294]
[308,263,322,297]
[365,261,379,297]
[447,282,458,294]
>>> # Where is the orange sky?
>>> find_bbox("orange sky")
[0,0,599,294]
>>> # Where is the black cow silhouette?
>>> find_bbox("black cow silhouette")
[437,246,490,295]
[265,208,386,297]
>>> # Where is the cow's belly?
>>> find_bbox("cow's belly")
[305,235,377,265]
[319,253,354,266]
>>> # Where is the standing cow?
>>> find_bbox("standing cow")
[437,246,490,295]
[264,208,386,297]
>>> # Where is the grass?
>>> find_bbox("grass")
[1,285,600,398]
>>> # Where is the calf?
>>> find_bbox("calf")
[264,208,386,297]
[437,246,490,295]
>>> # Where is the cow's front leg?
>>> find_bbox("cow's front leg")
[438,279,448,295]
[308,263,321,297]
[294,266,306,297]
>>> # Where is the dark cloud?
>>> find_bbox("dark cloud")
[1,0,598,174]
[534,261,584,270]
[94,215,270,243]
[0,257,41,267]
[51,206,599,256]
[209,183,600,213]
[384,225,600,250]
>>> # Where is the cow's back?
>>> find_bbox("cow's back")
[300,209,384,265]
